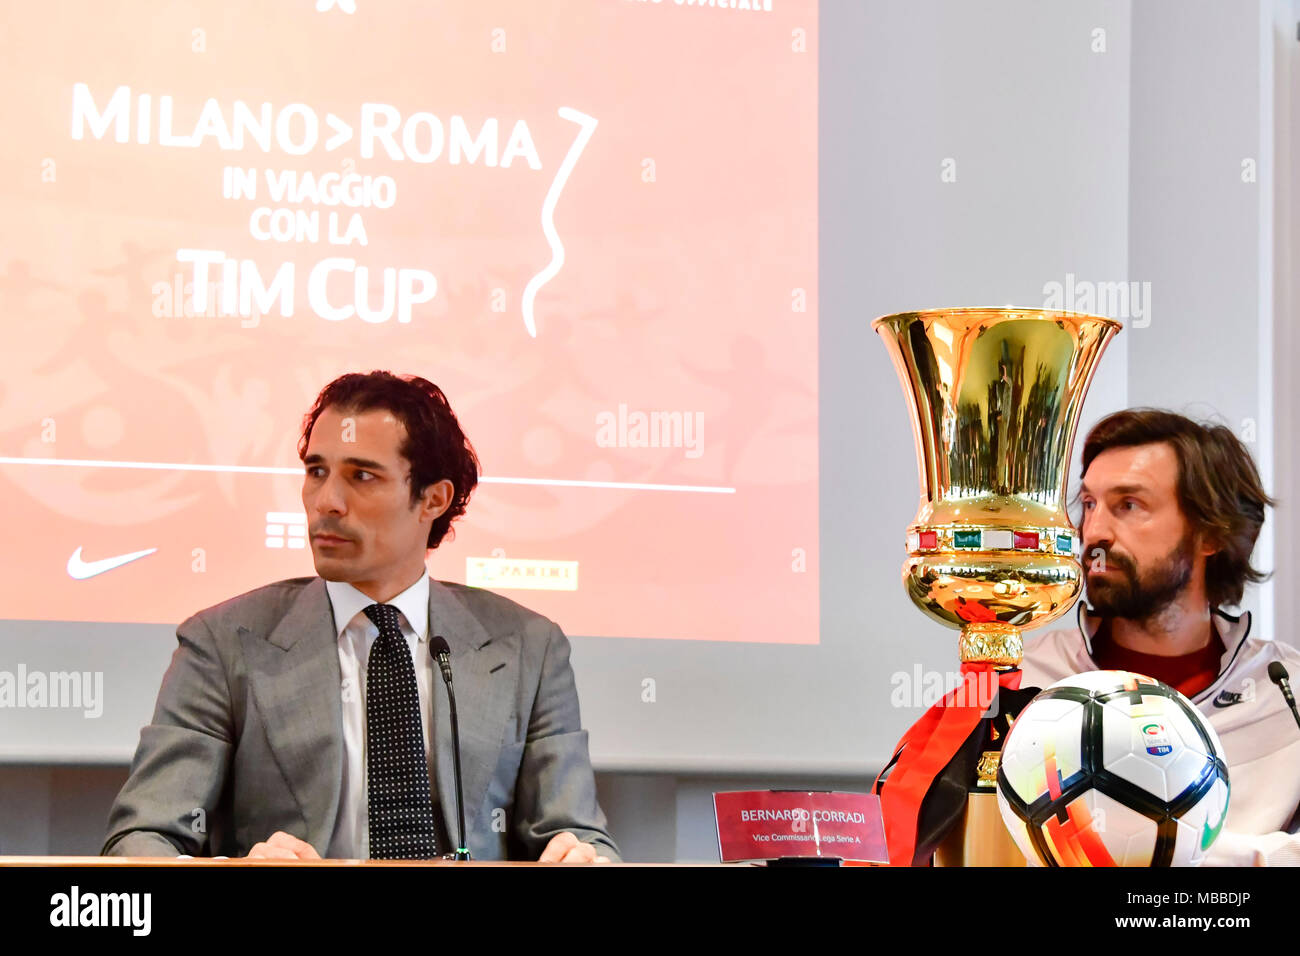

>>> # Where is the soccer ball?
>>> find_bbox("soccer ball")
[996,670,1230,867]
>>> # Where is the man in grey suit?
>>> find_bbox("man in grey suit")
[103,371,619,862]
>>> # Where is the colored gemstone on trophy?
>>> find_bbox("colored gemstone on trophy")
[1056,533,1073,553]
[954,530,981,549]
[982,529,1013,550]
[918,530,938,549]
[1013,531,1039,550]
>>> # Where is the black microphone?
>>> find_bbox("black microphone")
[431,635,470,861]
[1268,661,1300,733]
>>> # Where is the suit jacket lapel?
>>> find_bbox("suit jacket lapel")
[239,577,343,853]
[427,579,514,849]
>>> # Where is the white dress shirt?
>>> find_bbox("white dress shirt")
[323,573,437,859]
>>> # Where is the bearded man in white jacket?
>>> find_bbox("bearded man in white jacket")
[1020,409,1300,866]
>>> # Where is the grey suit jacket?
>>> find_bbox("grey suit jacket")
[102,575,620,861]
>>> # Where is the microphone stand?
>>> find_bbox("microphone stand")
[433,636,471,861]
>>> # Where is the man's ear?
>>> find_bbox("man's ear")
[419,479,455,523]
[1195,528,1219,560]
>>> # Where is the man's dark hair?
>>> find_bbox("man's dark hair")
[297,371,480,549]
[1080,408,1274,608]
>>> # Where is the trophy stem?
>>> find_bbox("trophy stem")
[957,622,1022,794]
[958,622,1023,669]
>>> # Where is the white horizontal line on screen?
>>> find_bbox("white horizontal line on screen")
[0,456,736,494]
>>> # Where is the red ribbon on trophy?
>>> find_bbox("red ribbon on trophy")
[872,663,1023,867]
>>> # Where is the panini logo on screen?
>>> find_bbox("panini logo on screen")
[467,558,578,592]
[624,0,775,13]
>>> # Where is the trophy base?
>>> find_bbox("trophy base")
[933,791,1026,867]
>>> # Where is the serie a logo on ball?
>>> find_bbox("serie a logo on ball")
[1142,722,1173,757]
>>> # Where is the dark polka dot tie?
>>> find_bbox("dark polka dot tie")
[363,603,439,859]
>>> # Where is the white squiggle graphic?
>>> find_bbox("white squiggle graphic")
[522,107,598,338]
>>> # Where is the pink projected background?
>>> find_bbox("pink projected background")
[0,0,818,643]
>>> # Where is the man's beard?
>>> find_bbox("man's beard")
[1084,531,1195,622]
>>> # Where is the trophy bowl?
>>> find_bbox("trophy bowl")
[873,308,1122,668]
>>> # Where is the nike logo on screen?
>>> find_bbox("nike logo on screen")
[66,546,158,579]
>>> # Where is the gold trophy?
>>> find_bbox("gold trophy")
[872,308,1120,866]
